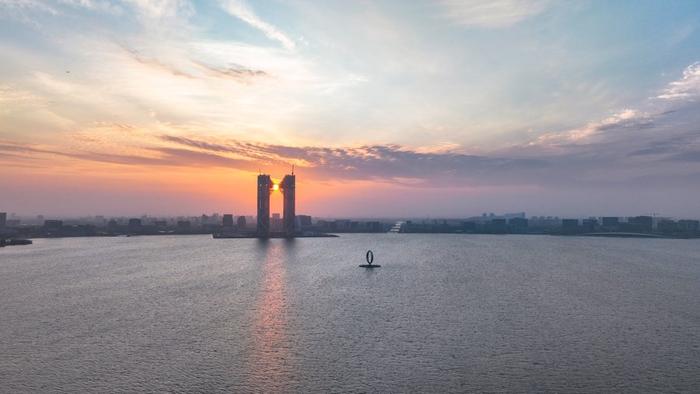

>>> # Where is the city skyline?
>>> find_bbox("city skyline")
[2,1,700,217]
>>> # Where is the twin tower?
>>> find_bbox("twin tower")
[257,173,295,237]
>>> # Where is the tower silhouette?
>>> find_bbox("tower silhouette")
[256,172,296,237]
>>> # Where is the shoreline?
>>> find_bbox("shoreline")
[3,232,699,242]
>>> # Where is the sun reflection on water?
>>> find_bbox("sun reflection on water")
[245,240,296,391]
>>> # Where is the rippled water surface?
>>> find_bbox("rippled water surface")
[1,234,700,392]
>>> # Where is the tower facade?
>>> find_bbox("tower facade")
[281,174,296,236]
[257,174,272,236]
[255,173,296,237]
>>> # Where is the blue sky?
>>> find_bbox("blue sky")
[1,0,700,217]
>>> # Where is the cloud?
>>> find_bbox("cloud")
[0,0,57,13]
[531,108,651,146]
[0,136,547,186]
[668,150,700,162]
[0,84,38,104]
[155,135,549,185]
[120,43,271,84]
[657,62,700,101]
[125,0,192,19]
[122,47,195,79]
[524,61,700,152]
[192,60,268,82]
[438,0,550,28]
[58,0,123,14]
[3,60,700,193]
[0,140,257,169]
[219,0,296,50]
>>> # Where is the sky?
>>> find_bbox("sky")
[1,0,700,218]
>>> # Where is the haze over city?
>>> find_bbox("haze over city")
[2,0,700,217]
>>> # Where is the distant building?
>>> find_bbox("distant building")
[504,212,526,219]
[462,221,477,232]
[316,220,331,230]
[508,217,528,232]
[657,220,677,234]
[561,219,580,234]
[678,220,699,233]
[237,216,247,229]
[222,214,234,228]
[490,218,507,234]
[581,218,597,232]
[627,216,653,233]
[257,174,272,236]
[297,215,312,228]
[335,220,352,231]
[128,218,142,233]
[44,220,63,230]
[0,212,6,228]
[601,217,619,229]
[281,174,296,236]
[271,213,282,231]
[177,220,191,231]
[529,216,561,229]
[366,221,383,232]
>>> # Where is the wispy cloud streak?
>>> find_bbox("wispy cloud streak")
[438,0,550,28]
[219,0,295,50]
[658,62,700,101]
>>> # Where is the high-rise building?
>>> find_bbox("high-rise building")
[255,173,296,237]
[222,214,234,227]
[257,174,272,236]
[281,174,296,235]
[0,212,6,228]
[297,215,312,227]
[271,213,282,231]
[237,216,247,229]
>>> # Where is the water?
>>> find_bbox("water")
[1,234,699,392]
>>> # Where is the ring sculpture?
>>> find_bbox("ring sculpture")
[359,250,380,268]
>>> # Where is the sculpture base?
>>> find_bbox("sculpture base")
[359,264,381,268]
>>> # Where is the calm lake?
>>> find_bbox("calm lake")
[1,234,699,392]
